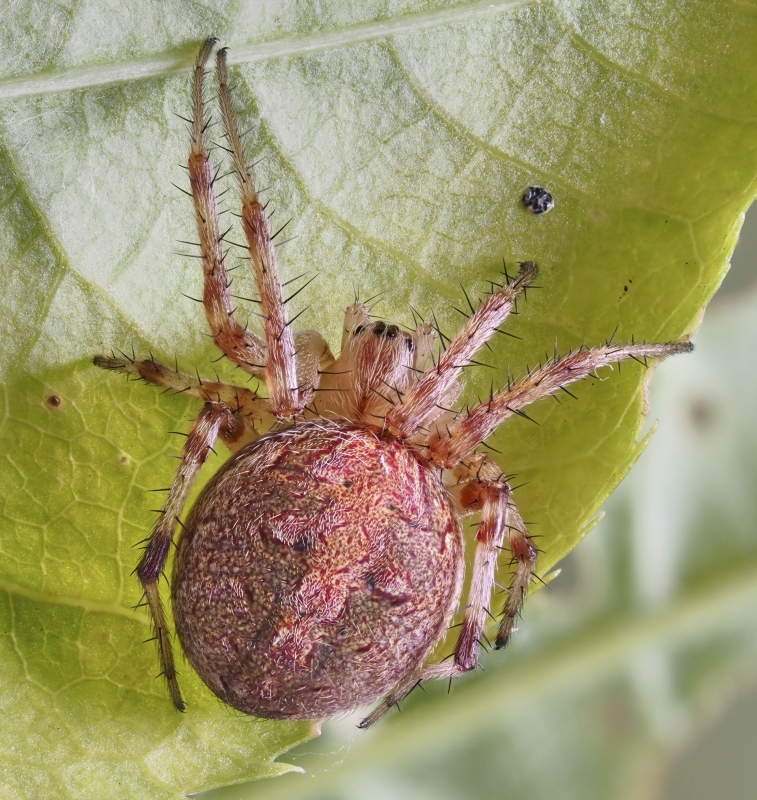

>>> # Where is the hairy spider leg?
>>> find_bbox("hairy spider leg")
[216,46,329,417]
[93,354,274,449]
[446,455,538,654]
[494,498,536,648]
[384,261,539,440]
[427,339,695,468]
[135,402,242,710]
[359,472,521,727]
[418,342,693,661]
[188,39,267,378]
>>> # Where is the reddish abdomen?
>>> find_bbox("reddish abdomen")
[172,419,464,719]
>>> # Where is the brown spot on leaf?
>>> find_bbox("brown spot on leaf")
[44,393,63,410]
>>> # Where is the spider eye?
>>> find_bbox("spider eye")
[353,325,365,336]
[405,336,415,352]
[371,322,400,338]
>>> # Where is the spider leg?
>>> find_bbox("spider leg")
[187,39,267,379]
[359,472,529,728]
[136,401,242,710]
[427,339,694,468]
[216,47,314,418]
[385,262,538,440]
[493,497,536,648]
[93,353,274,447]
[448,459,537,652]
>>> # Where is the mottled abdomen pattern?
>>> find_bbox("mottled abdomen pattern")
[172,419,464,719]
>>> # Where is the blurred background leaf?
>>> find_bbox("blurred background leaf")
[0,1,755,798]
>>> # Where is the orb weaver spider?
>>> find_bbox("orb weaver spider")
[95,38,691,728]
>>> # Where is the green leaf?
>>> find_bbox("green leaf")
[0,2,755,798]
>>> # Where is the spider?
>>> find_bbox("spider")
[94,38,692,729]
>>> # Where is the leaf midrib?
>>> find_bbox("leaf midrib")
[0,0,536,100]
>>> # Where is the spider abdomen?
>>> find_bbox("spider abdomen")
[172,419,464,719]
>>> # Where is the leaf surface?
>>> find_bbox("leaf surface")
[0,1,755,797]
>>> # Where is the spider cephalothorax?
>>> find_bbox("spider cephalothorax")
[94,39,692,728]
